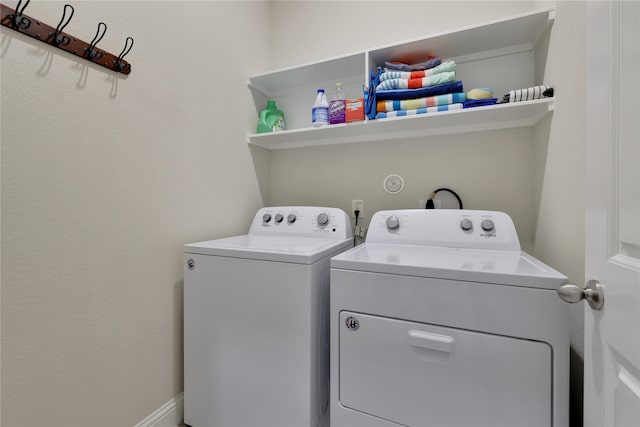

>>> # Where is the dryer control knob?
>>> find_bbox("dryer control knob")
[263,214,272,223]
[460,218,473,231]
[317,213,329,227]
[386,215,400,231]
[275,214,284,223]
[287,214,297,224]
[481,219,495,232]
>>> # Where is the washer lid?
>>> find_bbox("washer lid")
[330,243,567,289]
[185,235,353,264]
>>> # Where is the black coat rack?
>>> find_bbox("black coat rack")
[1,1,133,74]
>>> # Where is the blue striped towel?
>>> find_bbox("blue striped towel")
[379,62,457,82]
[376,103,464,119]
[376,71,456,91]
[375,81,464,101]
[378,92,467,112]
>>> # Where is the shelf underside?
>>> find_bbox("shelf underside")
[247,98,554,150]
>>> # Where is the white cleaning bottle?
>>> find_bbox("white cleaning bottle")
[312,89,329,127]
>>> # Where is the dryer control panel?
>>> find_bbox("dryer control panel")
[249,206,352,240]
[367,209,521,251]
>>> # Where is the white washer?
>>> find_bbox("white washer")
[184,206,352,427]
[330,209,569,427]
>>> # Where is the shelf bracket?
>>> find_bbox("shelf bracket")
[547,99,555,112]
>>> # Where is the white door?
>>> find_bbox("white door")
[583,1,640,426]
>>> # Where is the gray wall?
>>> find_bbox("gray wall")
[1,1,270,425]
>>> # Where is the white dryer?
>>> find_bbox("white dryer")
[184,206,352,427]
[330,209,569,427]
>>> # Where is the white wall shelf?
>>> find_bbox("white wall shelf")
[247,8,554,151]
[247,98,554,150]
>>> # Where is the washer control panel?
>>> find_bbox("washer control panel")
[371,209,520,251]
[249,206,352,239]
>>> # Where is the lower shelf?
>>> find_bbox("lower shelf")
[247,98,554,150]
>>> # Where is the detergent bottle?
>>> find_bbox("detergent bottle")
[329,82,346,124]
[256,100,285,133]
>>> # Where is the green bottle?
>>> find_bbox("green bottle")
[256,100,285,133]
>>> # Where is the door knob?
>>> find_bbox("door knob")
[557,279,604,310]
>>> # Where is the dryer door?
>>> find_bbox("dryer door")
[339,312,552,427]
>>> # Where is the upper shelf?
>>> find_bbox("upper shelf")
[247,98,555,150]
[248,53,365,98]
[248,8,554,95]
[367,7,554,67]
[247,8,555,150]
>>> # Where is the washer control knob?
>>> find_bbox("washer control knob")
[386,215,400,231]
[460,218,473,231]
[263,214,272,223]
[481,219,495,232]
[275,214,284,223]
[317,213,329,227]
[287,214,297,224]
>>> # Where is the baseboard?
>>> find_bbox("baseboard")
[134,393,184,427]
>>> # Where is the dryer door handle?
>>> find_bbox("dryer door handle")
[407,330,454,353]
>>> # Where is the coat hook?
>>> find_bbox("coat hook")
[8,0,31,29]
[114,36,134,72]
[49,4,74,46]
[85,21,107,61]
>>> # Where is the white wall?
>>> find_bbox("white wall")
[532,0,586,355]
[532,2,586,424]
[269,1,535,69]
[1,1,270,425]
[269,128,539,249]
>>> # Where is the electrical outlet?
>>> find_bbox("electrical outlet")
[351,200,364,219]
[357,226,366,238]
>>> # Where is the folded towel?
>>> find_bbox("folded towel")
[376,103,464,119]
[377,92,467,112]
[463,98,498,108]
[365,67,384,120]
[385,57,441,71]
[502,86,554,103]
[376,71,456,91]
[375,81,464,101]
[380,62,456,82]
